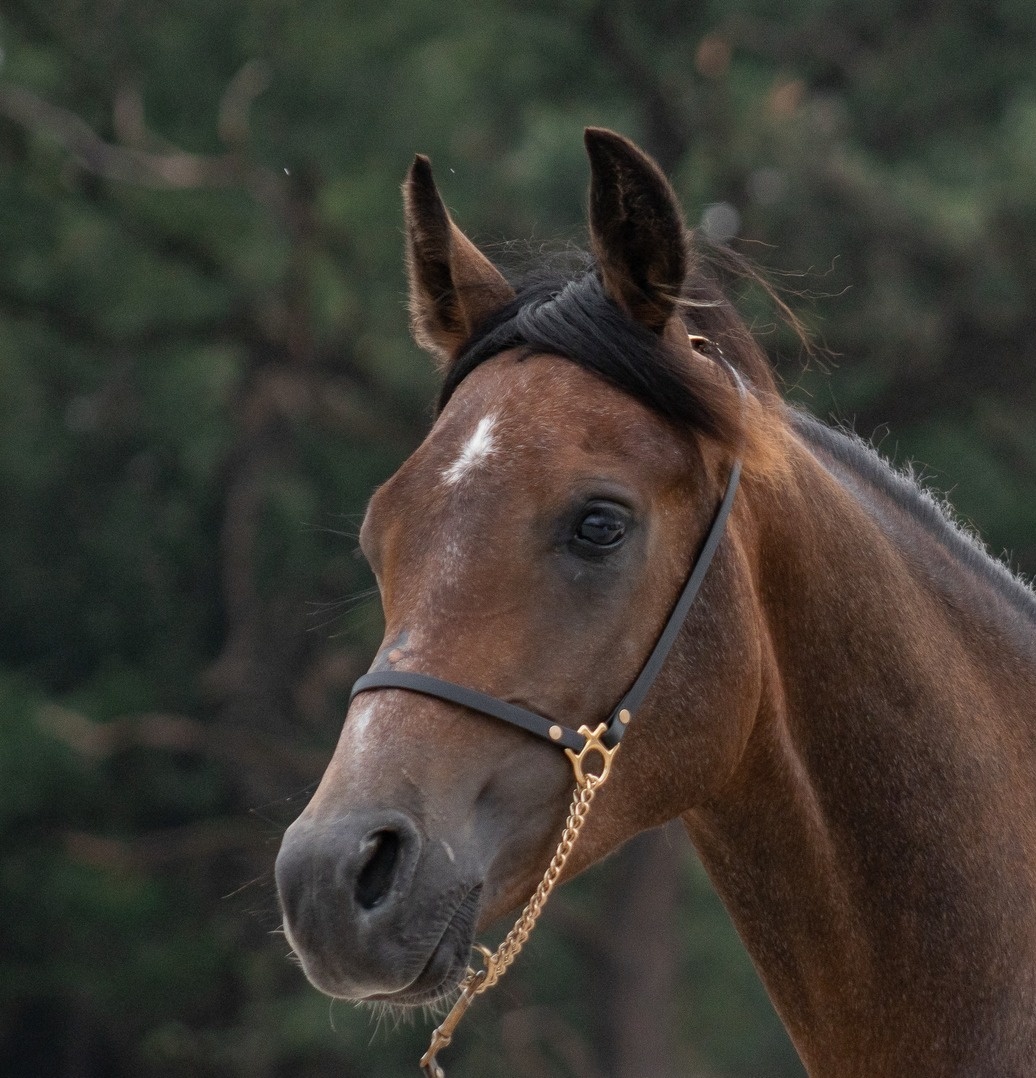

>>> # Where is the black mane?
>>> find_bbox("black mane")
[438,261,765,450]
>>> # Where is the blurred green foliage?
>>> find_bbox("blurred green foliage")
[0,1,1034,1076]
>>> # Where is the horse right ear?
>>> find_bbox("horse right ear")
[403,155,515,370]
[584,128,687,334]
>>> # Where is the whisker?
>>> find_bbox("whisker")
[247,784,320,827]
[305,588,381,633]
[222,873,269,900]
[301,513,367,543]
[305,588,379,615]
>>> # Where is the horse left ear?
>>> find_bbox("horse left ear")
[584,128,687,333]
[403,154,515,369]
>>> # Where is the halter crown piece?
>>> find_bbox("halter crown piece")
[349,337,746,1077]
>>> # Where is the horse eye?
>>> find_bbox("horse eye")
[575,507,627,549]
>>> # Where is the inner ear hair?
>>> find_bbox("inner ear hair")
[584,127,688,333]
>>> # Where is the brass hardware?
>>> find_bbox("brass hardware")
[618,708,631,725]
[419,965,487,1078]
[564,721,620,788]
[548,724,563,741]
[418,723,619,1075]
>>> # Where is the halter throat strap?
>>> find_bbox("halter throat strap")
[350,355,746,757]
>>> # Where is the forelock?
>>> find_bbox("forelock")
[437,268,745,449]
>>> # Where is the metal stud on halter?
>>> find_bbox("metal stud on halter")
[419,724,619,1078]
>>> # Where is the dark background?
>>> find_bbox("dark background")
[1,1,1034,1076]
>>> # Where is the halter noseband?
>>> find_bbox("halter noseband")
[349,345,746,761]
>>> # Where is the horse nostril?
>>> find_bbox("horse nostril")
[355,829,402,910]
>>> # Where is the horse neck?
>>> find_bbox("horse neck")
[683,421,1036,1078]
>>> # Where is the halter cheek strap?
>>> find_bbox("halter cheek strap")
[349,354,746,757]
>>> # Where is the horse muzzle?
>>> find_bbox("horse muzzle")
[275,808,481,1004]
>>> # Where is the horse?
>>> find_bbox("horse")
[275,128,1036,1077]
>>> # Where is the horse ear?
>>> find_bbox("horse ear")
[403,155,515,368]
[584,128,687,333]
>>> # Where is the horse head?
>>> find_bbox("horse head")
[275,129,775,1007]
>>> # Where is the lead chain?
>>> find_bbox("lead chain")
[473,772,600,991]
[419,724,618,1078]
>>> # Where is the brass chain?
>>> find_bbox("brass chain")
[474,771,600,991]
[419,720,621,1078]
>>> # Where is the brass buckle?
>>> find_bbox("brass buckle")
[564,721,620,788]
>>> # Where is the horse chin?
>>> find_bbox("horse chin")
[362,883,481,1008]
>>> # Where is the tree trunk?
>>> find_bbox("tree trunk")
[592,823,705,1078]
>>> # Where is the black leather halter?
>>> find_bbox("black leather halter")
[350,353,745,758]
